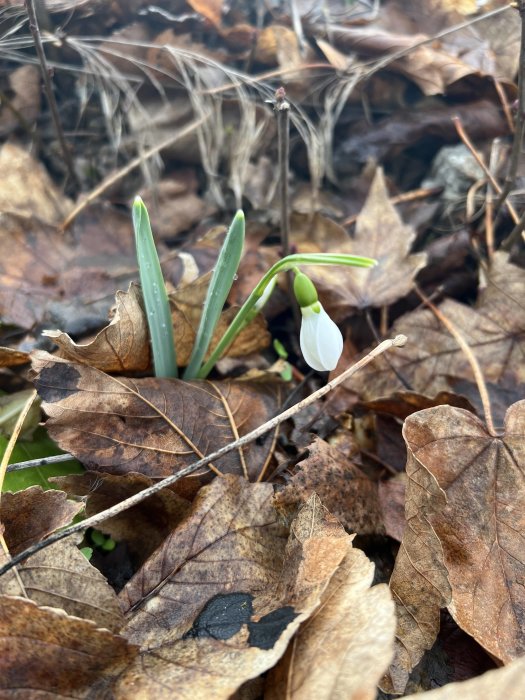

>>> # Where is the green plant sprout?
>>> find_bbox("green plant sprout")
[132,197,178,378]
[132,199,376,379]
[183,210,245,380]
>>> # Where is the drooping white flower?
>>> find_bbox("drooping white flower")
[299,302,343,371]
[293,271,343,371]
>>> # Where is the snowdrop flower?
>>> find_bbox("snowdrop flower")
[294,272,343,371]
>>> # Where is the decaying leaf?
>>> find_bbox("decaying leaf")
[384,440,452,694]
[344,252,525,401]
[275,437,386,536]
[0,539,124,632]
[404,403,525,664]
[1,486,83,555]
[291,168,426,320]
[0,143,72,224]
[266,545,395,700]
[44,284,150,373]
[0,346,30,368]
[32,351,281,479]
[403,655,525,699]
[0,207,139,332]
[0,596,137,697]
[115,482,351,699]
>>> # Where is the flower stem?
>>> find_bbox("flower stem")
[197,252,376,378]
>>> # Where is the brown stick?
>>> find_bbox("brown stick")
[25,0,79,191]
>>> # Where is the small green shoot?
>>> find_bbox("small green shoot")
[183,210,245,380]
[273,339,292,381]
[132,196,177,378]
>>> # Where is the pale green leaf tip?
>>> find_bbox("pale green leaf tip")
[133,195,144,207]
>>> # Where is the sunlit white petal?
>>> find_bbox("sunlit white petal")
[299,303,343,371]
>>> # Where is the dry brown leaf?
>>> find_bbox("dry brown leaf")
[0,539,124,632]
[292,168,426,320]
[44,284,150,373]
[120,475,289,647]
[54,471,192,563]
[187,0,223,27]
[32,350,280,479]
[404,403,525,664]
[332,25,476,95]
[0,596,137,697]
[140,175,218,240]
[115,483,350,698]
[275,437,386,536]
[404,655,525,699]
[1,486,83,555]
[344,252,525,401]
[171,274,271,366]
[383,442,452,694]
[44,274,270,372]
[255,25,302,67]
[0,206,138,332]
[0,346,30,367]
[0,143,72,224]
[266,545,395,700]
[0,65,40,136]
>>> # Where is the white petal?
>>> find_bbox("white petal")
[300,304,343,371]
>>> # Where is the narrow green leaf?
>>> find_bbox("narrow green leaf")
[183,210,245,379]
[132,196,178,378]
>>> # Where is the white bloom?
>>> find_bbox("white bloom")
[299,303,343,371]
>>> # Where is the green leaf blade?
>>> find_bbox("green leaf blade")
[132,196,178,378]
[183,210,245,379]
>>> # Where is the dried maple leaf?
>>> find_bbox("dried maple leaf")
[291,168,426,321]
[0,596,136,697]
[115,482,350,699]
[32,351,281,480]
[386,400,525,692]
[404,403,525,664]
[275,437,386,536]
[384,437,452,694]
[266,545,395,700]
[344,252,525,402]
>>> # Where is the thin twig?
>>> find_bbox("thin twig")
[0,335,407,577]
[61,114,209,231]
[275,87,291,259]
[452,116,520,225]
[491,1,525,222]
[415,285,496,436]
[6,452,75,473]
[275,86,301,333]
[24,0,79,191]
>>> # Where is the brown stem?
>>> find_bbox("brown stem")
[491,1,525,224]
[25,0,79,192]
